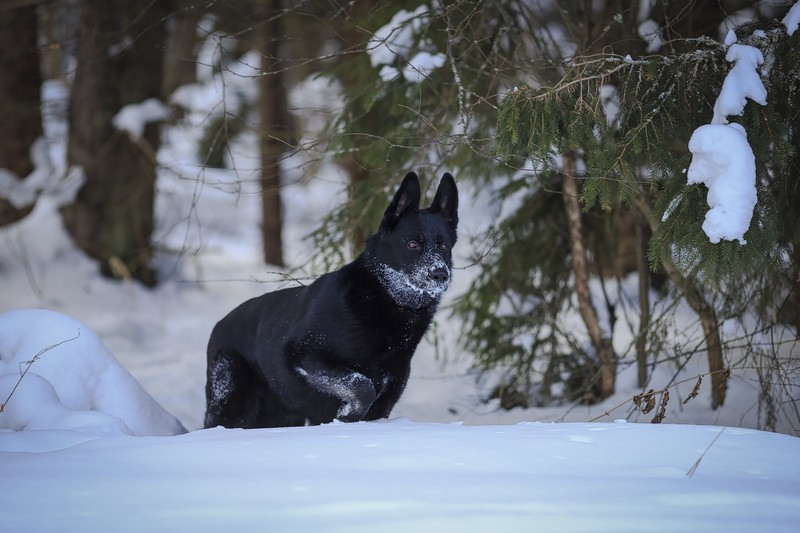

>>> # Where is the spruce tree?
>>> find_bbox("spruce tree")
[311,1,799,422]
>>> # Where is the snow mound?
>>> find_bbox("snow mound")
[0,309,186,436]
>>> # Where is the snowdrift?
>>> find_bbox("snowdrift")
[1,420,799,532]
[0,309,186,436]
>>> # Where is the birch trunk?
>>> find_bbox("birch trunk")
[561,152,616,400]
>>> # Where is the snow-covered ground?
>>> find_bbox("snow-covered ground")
[2,37,799,529]
[2,419,799,532]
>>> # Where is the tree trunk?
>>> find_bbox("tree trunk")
[794,243,800,336]
[561,152,616,400]
[162,0,202,98]
[61,0,169,286]
[635,197,728,408]
[635,218,650,388]
[331,0,380,253]
[0,2,42,226]
[258,0,292,267]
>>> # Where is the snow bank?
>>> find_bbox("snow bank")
[0,309,186,436]
[1,420,798,532]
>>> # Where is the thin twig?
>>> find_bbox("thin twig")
[0,331,81,414]
[687,427,726,477]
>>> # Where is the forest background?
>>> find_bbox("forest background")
[1,0,799,435]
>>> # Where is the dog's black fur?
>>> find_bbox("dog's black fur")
[204,172,458,428]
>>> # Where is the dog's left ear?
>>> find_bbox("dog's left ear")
[430,172,458,231]
[381,171,421,231]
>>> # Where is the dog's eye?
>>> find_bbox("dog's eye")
[439,243,449,252]
[407,240,420,250]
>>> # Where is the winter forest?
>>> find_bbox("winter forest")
[2,1,800,531]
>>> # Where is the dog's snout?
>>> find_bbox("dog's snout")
[429,267,449,283]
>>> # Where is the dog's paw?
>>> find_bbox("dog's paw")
[335,373,377,422]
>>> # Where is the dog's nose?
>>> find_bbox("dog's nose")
[429,267,449,283]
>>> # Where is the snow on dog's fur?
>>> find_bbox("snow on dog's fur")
[204,172,458,428]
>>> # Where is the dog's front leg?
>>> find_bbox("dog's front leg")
[294,356,377,423]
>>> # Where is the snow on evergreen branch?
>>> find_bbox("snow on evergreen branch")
[686,30,768,245]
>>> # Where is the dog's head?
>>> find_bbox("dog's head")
[365,172,458,309]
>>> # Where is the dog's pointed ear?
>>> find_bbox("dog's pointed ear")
[430,172,458,231]
[381,172,421,231]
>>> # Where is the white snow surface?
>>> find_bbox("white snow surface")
[2,38,799,531]
[2,420,799,532]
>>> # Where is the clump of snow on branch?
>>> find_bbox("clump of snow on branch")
[685,31,768,245]
[112,98,171,139]
[687,123,757,244]
[711,40,767,124]
[636,0,663,53]
[402,51,447,83]
[638,19,664,53]
[599,85,620,127]
[367,5,446,84]
[783,2,800,36]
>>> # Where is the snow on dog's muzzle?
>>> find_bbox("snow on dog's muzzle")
[429,266,449,284]
[376,254,451,309]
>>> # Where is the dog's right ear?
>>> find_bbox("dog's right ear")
[381,172,421,231]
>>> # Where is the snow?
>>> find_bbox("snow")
[0,309,185,436]
[686,123,757,244]
[373,253,451,309]
[599,84,620,126]
[367,5,445,83]
[402,51,447,83]
[367,5,429,68]
[782,1,800,36]
[638,19,664,53]
[1,420,799,531]
[686,35,766,244]
[711,44,767,125]
[1,27,800,532]
[111,97,171,139]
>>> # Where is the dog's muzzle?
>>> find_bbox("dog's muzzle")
[429,267,449,284]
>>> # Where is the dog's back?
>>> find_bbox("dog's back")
[205,172,458,428]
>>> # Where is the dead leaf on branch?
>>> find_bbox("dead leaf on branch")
[651,390,670,424]
[683,375,703,405]
[634,389,656,414]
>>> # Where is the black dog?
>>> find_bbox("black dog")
[204,172,458,428]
